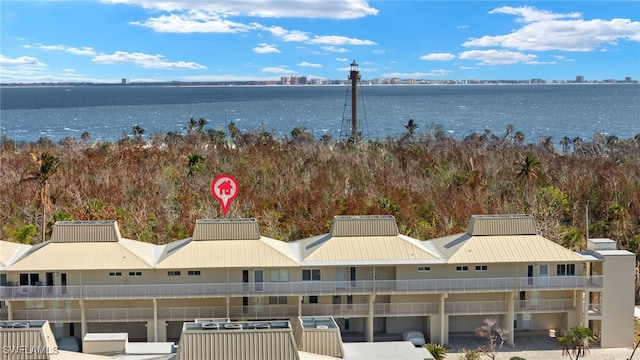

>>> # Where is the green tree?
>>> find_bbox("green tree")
[516,154,541,206]
[131,124,145,141]
[11,224,37,244]
[186,153,205,177]
[20,152,61,242]
[424,343,447,360]
[557,326,595,360]
[404,118,419,136]
[196,117,208,134]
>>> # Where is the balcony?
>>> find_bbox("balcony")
[3,299,583,323]
[0,275,604,301]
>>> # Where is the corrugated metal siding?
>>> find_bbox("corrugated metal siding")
[177,330,300,360]
[0,328,51,360]
[193,219,260,241]
[330,216,399,237]
[467,215,537,236]
[50,221,120,243]
[300,329,344,358]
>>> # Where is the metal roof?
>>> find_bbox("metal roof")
[466,214,537,236]
[192,218,260,240]
[177,320,300,360]
[0,240,32,269]
[330,215,399,237]
[7,240,155,271]
[430,234,586,264]
[155,237,300,269]
[50,221,121,243]
[1,320,58,360]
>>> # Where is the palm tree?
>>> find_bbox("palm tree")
[186,117,198,137]
[404,118,419,136]
[131,124,145,141]
[560,136,571,154]
[196,117,208,134]
[20,152,61,242]
[516,154,541,205]
[557,326,595,359]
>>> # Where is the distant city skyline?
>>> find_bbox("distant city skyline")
[1,1,639,84]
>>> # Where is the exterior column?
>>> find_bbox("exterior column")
[366,294,375,342]
[153,298,158,342]
[439,293,448,345]
[298,296,302,317]
[226,297,230,319]
[80,299,87,339]
[505,291,515,347]
[7,301,12,321]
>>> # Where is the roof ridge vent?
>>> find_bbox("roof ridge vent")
[330,215,399,237]
[50,220,121,243]
[193,218,261,241]
[467,214,537,236]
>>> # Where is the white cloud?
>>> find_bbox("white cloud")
[420,53,456,61]
[336,57,349,62]
[0,55,46,67]
[131,11,252,33]
[299,61,322,68]
[459,50,537,65]
[262,66,297,74]
[103,0,378,19]
[464,6,640,52]
[308,35,376,46]
[31,43,97,56]
[253,43,280,54]
[92,51,206,69]
[323,46,348,53]
[263,26,309,42]
[382,70,452,79]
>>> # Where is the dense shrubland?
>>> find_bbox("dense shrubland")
[1,123,639,266]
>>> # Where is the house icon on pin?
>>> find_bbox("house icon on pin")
[217,180,233,195]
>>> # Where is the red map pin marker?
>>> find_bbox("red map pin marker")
[211,174,239,216]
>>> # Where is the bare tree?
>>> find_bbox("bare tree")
[475,317,510,360]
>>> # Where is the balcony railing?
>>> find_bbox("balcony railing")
[0,275,604,301]
[588,303,603,317]
[3,299,584,323]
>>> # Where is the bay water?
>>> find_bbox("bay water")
[0,84,638,144]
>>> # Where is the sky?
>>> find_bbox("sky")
[1,0,639,83]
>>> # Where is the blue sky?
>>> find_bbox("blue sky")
[1,1,639,83]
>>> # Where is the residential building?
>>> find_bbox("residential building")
[0,214,634,349]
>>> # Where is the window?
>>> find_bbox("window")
[557,264,575,276]
[188,270,201,276]
[109,272,122,277]
[270,269,289,282]
[418,266,431,272]
[168,271,181,276]
[302,269,321,281]
[269,296,288,305]
[302,296,318,304]
[455,265,468,272]
[475,265,488,271]
[129,271,142,277]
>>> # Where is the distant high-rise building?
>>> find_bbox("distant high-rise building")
[576,75,585,83]
[121,78,128,85]
[625,76,632,83]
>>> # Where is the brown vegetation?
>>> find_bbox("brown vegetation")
[1,126,639,264]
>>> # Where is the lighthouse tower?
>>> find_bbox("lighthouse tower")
[340,60,367,142]
[349,60,361,141]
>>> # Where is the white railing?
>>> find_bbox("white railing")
[4,299,584,324]
[0,276,604,301]
[588,303,603,316]
[446,301,508,315]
